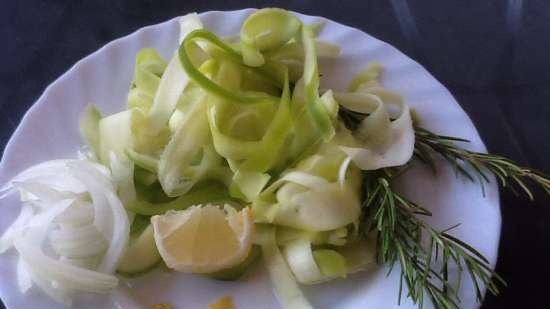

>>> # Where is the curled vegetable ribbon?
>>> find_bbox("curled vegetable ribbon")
[178,17,335,147]
[334,63,415,170]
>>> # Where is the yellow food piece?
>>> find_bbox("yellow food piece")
[151,205,254,273]
[207,296,237,309]
[151,304,175,309]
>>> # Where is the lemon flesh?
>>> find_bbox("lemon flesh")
[151,205,254,274]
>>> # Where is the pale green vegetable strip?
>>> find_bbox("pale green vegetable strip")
[208,108,267,159]
[237,75,292,173]
[348,62,383,92]
[134,169,157,186]
[338,234,377,274]
[156,60,229,197]
[255,142,361,231]
[331,92,380,113]
[131,109,171,155]
[272,182,361,231]
[283,37,336,159]
[133,49,166,97]
[157,92,210,197]
[178,13,204,44]
[179,29,281,104]
[287,79,322,161]
[294,143,349,182]
[167,85,204,132]
[229,171,270,202]
[126,149,158,173]
[127,49,166,114]
[312,250,347,278]
[126,181,231,216]
[117,225,160,274]
[242,9,301,50]
[262,171,329,196]
[240,8,301,67]
[338,156,353,189]
[283,235,368,285]
[265,40,341,61]
[319,90,339,119]
[241,42,265,67]
[276,227,348,247]
[260,227,315,309]
[333,63,416,170]
[301,25,334,141]
[146,55,190,136]
[146,14,203,136]
[98,109,134,165]
[79,105,102,156]
[127,87,153,112]
[284,238,321,283]
[284,238,345,284]
[336,93,415,171]
[206,80,290,167]
[109,152,136,206]
[204,61,293,201]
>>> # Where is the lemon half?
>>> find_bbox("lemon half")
[151,205,254,274]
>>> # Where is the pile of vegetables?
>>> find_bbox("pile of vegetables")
[1,8,549,309]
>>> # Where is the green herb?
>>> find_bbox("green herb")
[362,170,505,309]
[414,126,550,199]
[340,108,550,309]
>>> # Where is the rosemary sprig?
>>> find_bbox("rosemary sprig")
[414,127,550,199]
[339,107,550,309]
[362,170,506,309]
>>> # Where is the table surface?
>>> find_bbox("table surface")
[1,1,549,309]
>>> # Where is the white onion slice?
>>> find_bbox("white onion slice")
[67,161,129,274]
[0,203,33,253]
[0,158,129,304]
[14,237,119,293]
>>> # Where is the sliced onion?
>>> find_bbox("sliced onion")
[25,264,74,306]
[52,237,107,258]
[11,182,77,204]
[24,199,75,247]
[0,160,85,197]
[14,237,118,293]
[67,161,129,273]
[0,158,129,304]
[0,203,33,253]
[49,224,102,244]
[55,200,94,227]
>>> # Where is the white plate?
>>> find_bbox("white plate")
[0,9,500,309]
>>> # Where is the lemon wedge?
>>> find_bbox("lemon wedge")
[151,205,254,273]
